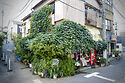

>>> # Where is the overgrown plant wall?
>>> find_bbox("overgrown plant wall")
[30,5,53,34]
[52,20,97,53]
[13,5,107,78]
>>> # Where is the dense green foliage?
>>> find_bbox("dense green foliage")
[112,49,121,57]
[0,33,6,46]
[30,5,53,34]
[29,33,65,60]
[13,34,34,63]
[96,40,107,50]
[52,20,97,53]
[13,5,107,78]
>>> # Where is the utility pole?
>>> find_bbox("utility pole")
[1,8,4,32]
[102,0,107,59]
[115,22,118,36]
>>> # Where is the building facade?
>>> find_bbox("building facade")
[21,14,31,37]
[8,20,22,35]
[22,0,115,54]
[116,36,123,52]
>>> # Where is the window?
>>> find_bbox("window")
[85,5,98,26]
[85,8,87,18]
[105,19,111,30]
[52,4,55,14]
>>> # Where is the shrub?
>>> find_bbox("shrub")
[13,5,108,78]
[14,34,35,63]
[112,49,121,57]
[0,32,6,46]
[29,33,65,59]
[52,20,96,54]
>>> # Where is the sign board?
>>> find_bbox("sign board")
[90,49,96,65]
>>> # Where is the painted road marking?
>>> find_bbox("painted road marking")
[84,72,115,82]
[33,79,42,83]
[94,74,115,82]
[84,72,99,78]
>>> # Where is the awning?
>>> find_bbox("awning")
[87,27,102,41]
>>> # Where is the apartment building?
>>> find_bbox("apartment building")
[22,0,115,54]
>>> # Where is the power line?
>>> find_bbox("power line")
[15,0,86,19]
[19,0,31,12]
[113,5,125,20]
[14,0,33,19]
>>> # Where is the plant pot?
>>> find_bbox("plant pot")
[38,72,41,76]
[29,64,32,68]
[53,75,57,79]
[24,62,28,65]
[41,73,44,77]
[50,74,53,78]
[100,63,105,67]
[20,59,22,62]
[33,70,38,75]
[17,58,20,61]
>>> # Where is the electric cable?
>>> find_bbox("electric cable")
[14,0,33,19]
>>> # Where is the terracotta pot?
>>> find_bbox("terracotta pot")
[24,62,27,65]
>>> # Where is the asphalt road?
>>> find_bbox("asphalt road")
[0,41,125,83]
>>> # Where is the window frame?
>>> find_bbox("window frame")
[105,19,111,30]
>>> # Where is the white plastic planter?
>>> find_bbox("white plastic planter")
[41,73,44,77]
[53,75,57,79]
[29,64,32,68]
[38,72,41,76]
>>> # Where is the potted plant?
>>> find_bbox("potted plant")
[23,59,28,65]
[38,67,44,77]
[53,69,58,79]
[99,57,107,67]
[32,63,39,75]
[29,63,32,68]
[50,69,53,78]
[112,49,121,57]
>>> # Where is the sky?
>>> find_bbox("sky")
[0,0,41,27]
[113,0,125,36]
[113,0,125,46]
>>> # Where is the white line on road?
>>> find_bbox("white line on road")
[84,72,116,82]
[33,79,42,83]
[84,72,99,78]
[94,74,115,82]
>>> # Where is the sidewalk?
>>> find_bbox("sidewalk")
[0,40,37,83]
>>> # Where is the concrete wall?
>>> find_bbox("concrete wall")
[86,0,100,9]
[8,22,18,35]
[55,0,101,26]
[63,0,85,25]
[22,18,31,37]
